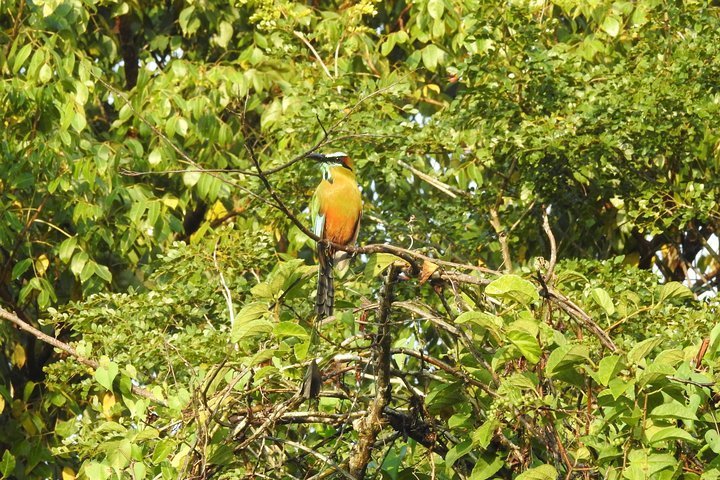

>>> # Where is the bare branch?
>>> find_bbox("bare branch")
[245,143,319,241]
[383,407,474,476]
[266,436,355,479]
[542,207,557,280]
[348,264,399,477]
[0,307,167,406]
[397,159,463,198]
[294,31,333,80]
[547,289,618,352]
[213,241,236,329]
[390,347,496,396]
[489,206,512,272]
[233,392,304,450]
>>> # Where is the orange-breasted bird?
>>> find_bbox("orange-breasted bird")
[309,152,362,318]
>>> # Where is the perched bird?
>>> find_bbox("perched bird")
[309,152,362,319]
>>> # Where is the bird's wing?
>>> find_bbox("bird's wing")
[310,189,325,239]
[350,208,362,246]
[314,213,325,239]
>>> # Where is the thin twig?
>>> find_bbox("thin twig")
[233,392,304,450]
[546,288,618,352]
[293,31,333,80]
[489,206,512,272]
[213,241,236,329]
[390,347,496,397]
[266,436,354,479]
[397,159,462,198]
[541,207,557,280]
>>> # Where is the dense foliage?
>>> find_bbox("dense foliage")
[2,0,720,478]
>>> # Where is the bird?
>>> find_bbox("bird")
[309,151,362,319]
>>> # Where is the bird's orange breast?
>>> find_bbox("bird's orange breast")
[315,172,362,245]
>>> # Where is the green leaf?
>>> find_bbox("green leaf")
[600,15,621,37]
[546,345,590,376]
[627,337,663,365]
[427,0,444,20]
[133,462,147,480]
[58,236,77,263]
[516,464,558,480]
[118,103,133,123]
[13,43,32,74]
[706,430,720,454]
[294,340,310,361]
[80,259,95,282]
[709,323,720,359]
[83,462,109,480]
[597,355,624,386]
[471,419,499,449]
[207,444,234,466]
[95,357,119,391]
[625,451,677,479]
[273,321,309,339]
[38,63,52,83]
[94,263,112,282]
[381,36,396,57]
[648,427,697,445]
[658,281,692,303]
[216,21,233,48]
[446,439,472,467]
[455,311,503,341]
[148,148,162,166]
[608,377,633,400]
[232,302,273,342]
[11,258,32,280]
[555,269,589,286]
[421,44,444,72]
[507,329,540,364]
[70,251,89,277]
[152,439,177,464]
[485,274,539,305]
[367,253,399,277]
[650,401,698,421]
[590,287,615,315]
[0,451,15,478]
[470,452,503,480]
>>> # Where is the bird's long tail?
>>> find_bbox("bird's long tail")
[316,245,334,319]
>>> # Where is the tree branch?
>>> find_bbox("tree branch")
[266,436,354,479]
[489,206,512,272]
[348,264,399,477]
[382,407,474,476]
[397,159,464,198]
[546,289,618,352]
[0,307,167,406]
[542,207,557,280]
[293,31,333,80]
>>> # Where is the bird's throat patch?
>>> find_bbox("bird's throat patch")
[321,164,334,183]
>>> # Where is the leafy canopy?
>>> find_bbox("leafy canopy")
[2,0,720,479]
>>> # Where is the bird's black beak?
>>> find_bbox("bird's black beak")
[307,153,326,162]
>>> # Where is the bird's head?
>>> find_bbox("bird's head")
[308,152,354,172]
